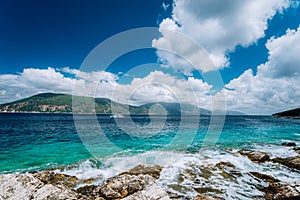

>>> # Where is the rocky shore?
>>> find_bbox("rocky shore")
[1,144,299,200]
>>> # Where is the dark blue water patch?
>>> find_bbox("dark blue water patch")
[100,116,181,150]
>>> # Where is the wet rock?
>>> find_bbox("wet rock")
[121,164,163,179]
[238,149,253,156]
[238,149,270,163]
[200,171,212,180]
[194,194,224,200]
[293,147,300,154]
[261,182,300,199]
[123,183,171,200]
[219,171,236,180]
[105,174,154,198]
[168,184,194,194]
[194,187,223,194]
[33,171,79,188]
[281,142,296,147]
[250,172,280,183]
[198,166,213,180]
[225,148,233,153]
[184,168,198,179]
[177,173,185,183]
[272,156,300,170]
[83,177,95,184]
[0,173,77,200]
[249,151,270,162]
[167,191,184,199]
[215,161,235,168]
[76,185,99,199]
[77,174,156,199]
[77,165,165,199]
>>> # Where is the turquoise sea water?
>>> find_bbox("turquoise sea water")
[1,113,300,199]
[0,113,299,173]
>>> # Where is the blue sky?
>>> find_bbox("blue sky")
[0,0,300,114]
[0,0,171,74]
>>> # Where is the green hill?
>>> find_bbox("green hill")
[0,93,211,115]
[272,108,300,119]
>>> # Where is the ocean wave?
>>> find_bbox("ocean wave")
[50,145,300,199]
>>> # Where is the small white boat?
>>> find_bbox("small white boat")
[110,113,125,118]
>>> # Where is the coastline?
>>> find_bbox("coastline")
[1,145,299,200]
[0,112,267,117]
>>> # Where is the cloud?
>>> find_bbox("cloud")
[259,26,300,78]
[154,0,292,74]
[2,22,299,117]
[20,67,76,91]
[112,71,212,108]
[60,67,118,83]
[0,68,212,110]
[222,25,300,114]
[0,67,78,103]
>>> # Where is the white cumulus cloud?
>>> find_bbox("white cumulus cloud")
[2,22,300,115]
[154,0,293,74]
[0,68,213,110]
[0,67,78,103]
[259,26,300,78]
[222,26,300,114]
[111,71,212,108]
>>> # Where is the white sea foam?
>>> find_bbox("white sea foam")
[53,159,117,185]
[252,143,298,158]
[52,146,299,199]
[156,149,299,199]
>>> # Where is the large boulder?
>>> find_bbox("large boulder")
[293,147,300,154]
[0,173,77,200]
[238,149,270,163]
[123,183,171,200]
[215,161,235,169]
[261,182,300,199]
[272,156,300,170]
[33,171,79,188]
[124,164,163,179]
[99,174,154,199]
[250,172,280,183]
[281,142,296,147]
[77,165,166,199]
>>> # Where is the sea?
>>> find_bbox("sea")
[0,113,299,199]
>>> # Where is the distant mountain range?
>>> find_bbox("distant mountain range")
[0,93,247,115]
[0,93,213,115]
[272,108,300,119]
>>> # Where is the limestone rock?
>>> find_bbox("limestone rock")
[272,156,300,170]
[238,149,253,156]
[250,172,280,183]
[33,171,79,188]
[77,165,164,199]
[293,147,300,154]
[99,174,155,199]
[281,142,296,147]
[194,194,224,200]
[215,161,235,168]
[121,164,163,179]
[76,185,99,199]
[261,182,300,199]
[238,149,270,163]
[0,173,77,200]
[76,173,157,199]
[123,183,171,200]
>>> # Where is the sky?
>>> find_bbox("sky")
[0,0,300,115]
